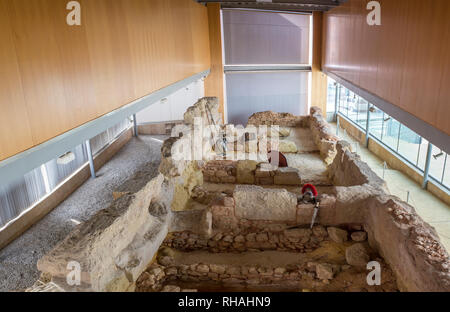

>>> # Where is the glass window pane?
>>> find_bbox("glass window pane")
[429,146,446,183]
[369,106,383,140]
[397,125,422,166]
[222,10,311,65]
[347,92,358,123]
[357,98,369,129]
[381,116,400,151]
[326,78,336,113]
[338,86,346,115]
[225,71,309,126]
[416,138,429,171]
[443,155,450,189]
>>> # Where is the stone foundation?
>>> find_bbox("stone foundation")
[33,102,450,292]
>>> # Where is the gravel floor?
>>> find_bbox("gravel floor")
[0,134,167,292]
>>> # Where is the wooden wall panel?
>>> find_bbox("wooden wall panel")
[84,0,135,116]
[436,4,450,132]
[7,0,71,144]
[0,0,34,160]
[0,0,210,161]
[311,11,327,115]
[204,3,224,120]
[323,0,450,136]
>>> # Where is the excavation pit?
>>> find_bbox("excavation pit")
[33,98,450,292]
[136,227,398,292]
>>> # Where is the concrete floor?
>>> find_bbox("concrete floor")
[0,134,167,292]
[330,123,450,252]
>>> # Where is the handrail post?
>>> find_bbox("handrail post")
[365,104,371,147]
[85,139,96,179]
[133,114,138,137]
[422,142,433,189]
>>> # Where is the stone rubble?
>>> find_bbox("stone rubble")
[162,226,357,254]
[135,245,398,293]
[327,227,349,244]
[351,231,367,242]
[345,243,370,267]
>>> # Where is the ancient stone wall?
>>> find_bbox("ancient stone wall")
[308,107,339,165]
[37,174,172,291]
[35,101,450,292]
[365,196,450,291]
[36,97,221,292]
[247,111,309,128]
[202,160,302,186]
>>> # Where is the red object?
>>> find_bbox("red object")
[302,184,318,197]
[268,150,288,167]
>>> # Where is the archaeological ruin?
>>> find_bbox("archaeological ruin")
[30,97,450,292]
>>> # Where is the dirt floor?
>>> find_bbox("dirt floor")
[284,127,318,154]
[285,153,330,185]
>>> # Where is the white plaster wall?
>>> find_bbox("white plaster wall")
[136,79,205,123]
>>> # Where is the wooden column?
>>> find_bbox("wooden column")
[311,11,328,116]
[204,3,225,122]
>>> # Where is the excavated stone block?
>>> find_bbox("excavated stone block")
[283,228,311,244]
[247,111,308,127]
[278,140,298,153]
[296,204,314,224]
[210,205,234,217]
[255,168,271,178]
[256,177,274,185]
[212,215,239,231]
[274,168,302,185]
[236,160,258,184]
[327,227,349,243]
[184,97,221,126]
[222,197,235,207]
[233,185,297,221]
[266,127,291,138]
[345,243,370,267]
[219,176,236,184]
[170,209,212,237]
[315,263,335,280]
[351,231,367,242]
[37,174,170,292]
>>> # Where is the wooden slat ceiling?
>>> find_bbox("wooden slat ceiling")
[196,0,347,12]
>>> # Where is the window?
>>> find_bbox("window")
[222,9,312,125]
[332,81,449,191]
[0,119,131,228]
[226,71,309,126]
[339,87,350,117]
[356,98,369,129]
[369,106,383,140]
[326,77,337,114]
[443,157,450,189]
[430,147,447,186]
[346,92,359,124]
[397,125,423,168]
[223,10,310,65]
[381,115,400,151]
